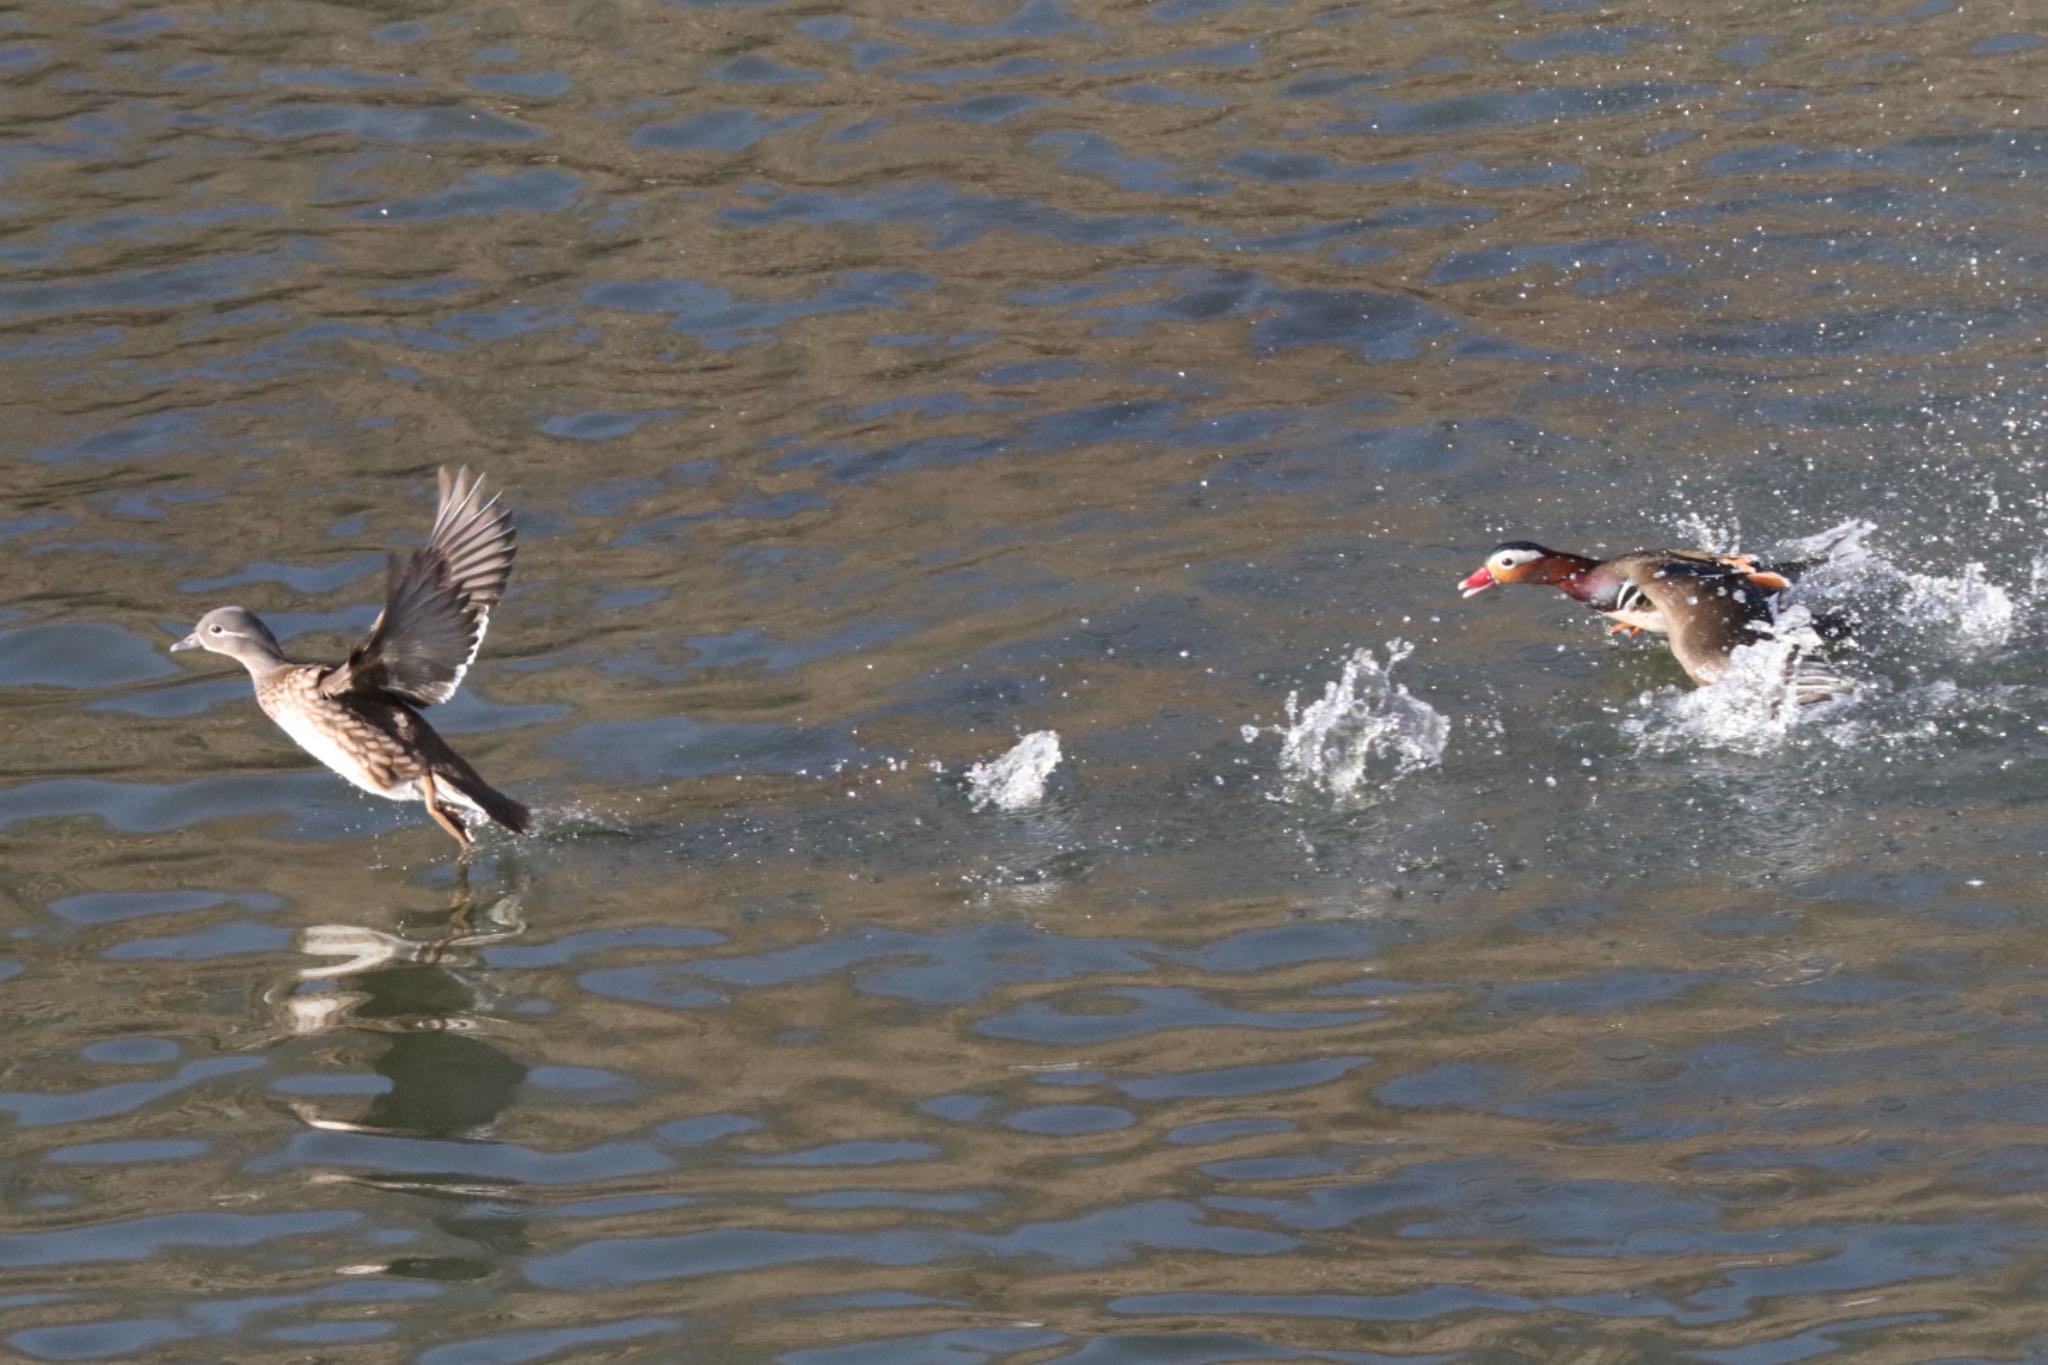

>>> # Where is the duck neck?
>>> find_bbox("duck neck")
[1542,553,1603,600]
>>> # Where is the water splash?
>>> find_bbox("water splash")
[1622,607,1854,755]
[1898,561,2016,654]
[1250,641,1448,804]
[967,731,1062,811]
[1774,519,2015,654]
[1623,517,2030,755]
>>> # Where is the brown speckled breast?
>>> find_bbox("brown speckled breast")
[252,665,431,796]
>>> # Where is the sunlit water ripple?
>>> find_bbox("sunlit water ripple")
[4,0,2048,1359]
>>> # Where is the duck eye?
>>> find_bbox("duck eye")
[209,624,223,634]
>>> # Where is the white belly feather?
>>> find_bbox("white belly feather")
[265,701,415,800]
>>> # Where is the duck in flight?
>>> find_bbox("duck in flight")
[170,467,527,847]
[1458,541,1847,690]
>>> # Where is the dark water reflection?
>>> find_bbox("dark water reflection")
[6,0,2048,1358]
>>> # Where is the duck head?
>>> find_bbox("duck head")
[170,605,286,668]
[1459,541,1574,598]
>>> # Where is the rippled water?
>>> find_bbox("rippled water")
[6,0,2048,1359]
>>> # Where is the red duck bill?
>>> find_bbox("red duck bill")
[1459,566,1496,598]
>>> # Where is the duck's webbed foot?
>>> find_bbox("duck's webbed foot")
[419,771,475,849]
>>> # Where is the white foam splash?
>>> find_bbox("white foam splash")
[967,731,1062,811]
[1772,520,2015,651]
[1899,561,2016,654]
[1252,640,1448,804]
[1623,607,1852,755]
[1622,516,2033,754]
[1775,517,1879,564]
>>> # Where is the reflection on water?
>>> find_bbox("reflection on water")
[6,0,2048,1358]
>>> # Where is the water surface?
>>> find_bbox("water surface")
[5,0,2048,1359]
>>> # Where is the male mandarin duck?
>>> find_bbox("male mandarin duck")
[171,467,528,848]
[1458,541,1834,687]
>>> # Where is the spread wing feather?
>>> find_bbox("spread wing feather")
[322,467,515,706]
[1621,559,1779,686]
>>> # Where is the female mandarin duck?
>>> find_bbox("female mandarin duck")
[1458,541,1831,687]
[171,467,527,847]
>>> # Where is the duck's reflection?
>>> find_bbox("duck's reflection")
[275,880,528,1139]
[275,879,536,1283]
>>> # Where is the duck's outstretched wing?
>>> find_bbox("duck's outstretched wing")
[1624,557,1782,686]
[322,467,515,705]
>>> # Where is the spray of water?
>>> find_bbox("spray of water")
[1248,640,1449,805]
[967,731,1063,811]
[1626,518,2026,754]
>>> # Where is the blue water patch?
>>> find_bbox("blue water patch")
[978,988,1378,1043]
[50,888,284,925]
[181,552,384,596]
[1002,1104,1135,1135]
[525,1065,639,1097]
[253,1129,672,1183]
[575,968,728,1011]
[1150,0,1238,23]
[0,773,373,835]
[258,66,422,89]
[916,1093,992,1123]
[0,1056,266,1127]
[1033,130,1230,195]
[80,1038,182,1065]
[781,1327,1067,1365]
[896,55,1056,87]
[4,249,304,324]
[539,408,678,440]
[234,104,545,143]
[93,11,176,37]
[415,1317,686,1365]
[655,1113,761,1146]
[719,182,1190,250]
[1431,236,1679,293]
[484,925,726,968]
[1503,25,1670,61]
[926,93,1048,124]
[525,1198,1292,1290]
[46,1138,211,1165]
[631,107,819,151]
[678,922,1152,1001]
[581,268,928,348]
[901,0,1103,41]
[1344,80,1711,135]
[774,398,1196,482]
[1088,40,1260,73]
[468,70,571,97]
[0,623,181,688]
[1219,147,1417,185]
[748,1140,941,1167]
[6,1280,434,1360]
[1119,1055,1371,1100]
[103,920,294,961]
[1109,1287,1537,1322]
[1165,1118,1296,1145]
[1106,82,1225,106]
[708,53,822,84]
[370,168,581,221]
